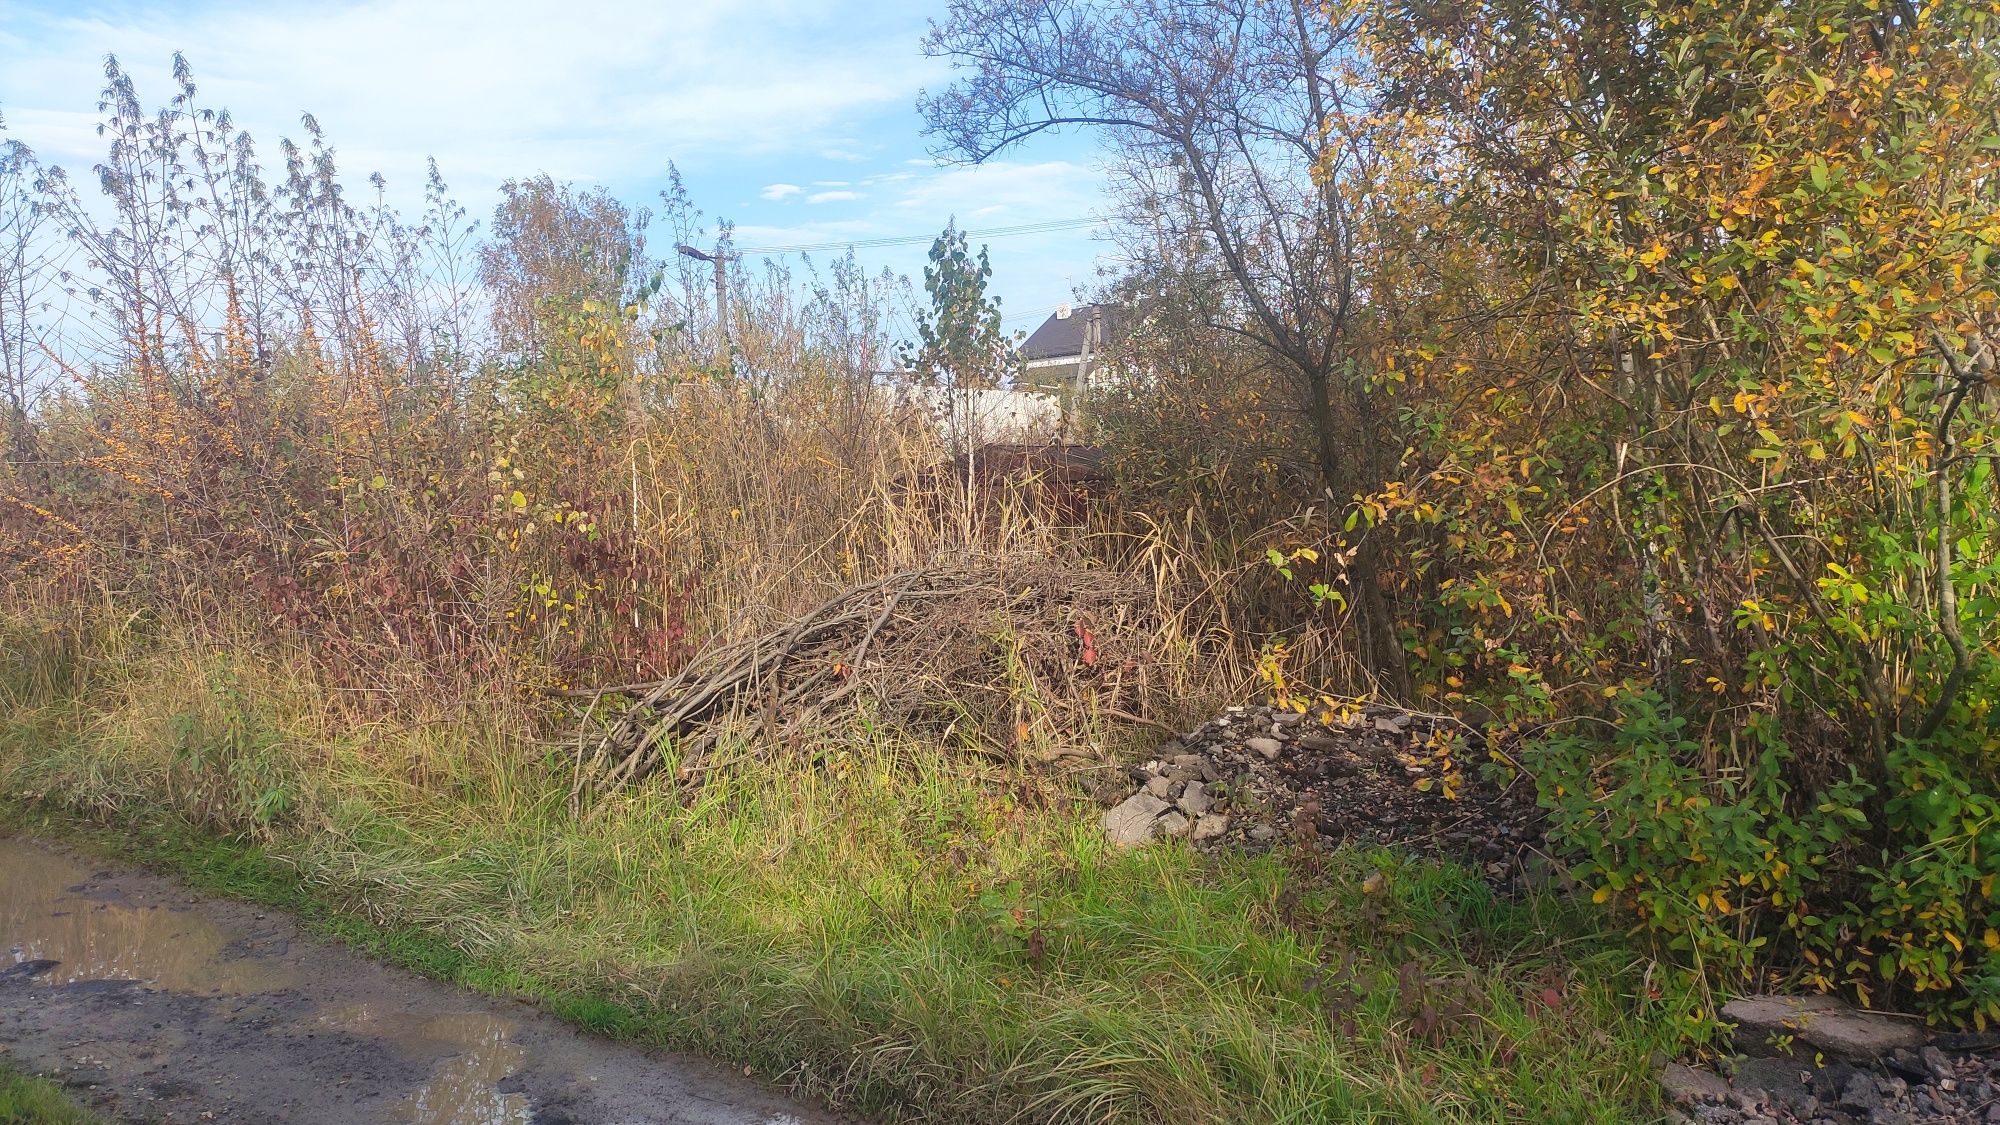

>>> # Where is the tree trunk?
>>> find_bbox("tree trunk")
[1305,367,1342,500]
[1306,363,1411,697]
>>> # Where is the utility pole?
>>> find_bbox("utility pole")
[677,242,733,370]
[1075,307,1097,430]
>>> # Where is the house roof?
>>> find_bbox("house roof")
[1019,303,1127,361]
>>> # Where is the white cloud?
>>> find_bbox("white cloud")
[890,160,1104,221]
[730,157,1115,323]
[0,1,1117,323]
[0,0,936,204]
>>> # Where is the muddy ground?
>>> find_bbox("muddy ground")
[0,836,846,1124]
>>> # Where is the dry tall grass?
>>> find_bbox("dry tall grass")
[0,270,1252,771]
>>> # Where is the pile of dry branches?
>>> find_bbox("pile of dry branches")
[568,554,1171,803]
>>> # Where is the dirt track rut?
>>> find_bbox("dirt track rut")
[0,836,846,1124]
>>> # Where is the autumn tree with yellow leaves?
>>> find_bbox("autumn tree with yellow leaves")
[1365,0,2000,1020]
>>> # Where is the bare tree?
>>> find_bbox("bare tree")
[922,0,1380,500]
[32,55,475,379]
[922,0,1410,684]
[0,117,60,422]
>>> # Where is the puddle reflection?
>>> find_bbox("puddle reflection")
[0,838,291,993]
[2,839,533,1123]
[319,1004,531,1124]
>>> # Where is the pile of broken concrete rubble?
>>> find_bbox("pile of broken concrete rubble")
[1662,994,2000,1124]
[1099,702,1546,882]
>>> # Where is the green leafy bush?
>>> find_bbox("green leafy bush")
[1542,690,2000,1026]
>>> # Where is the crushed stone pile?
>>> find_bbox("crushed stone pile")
[1663,994,2000,1124]
[1099,702,1547,883]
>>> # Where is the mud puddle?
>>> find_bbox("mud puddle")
[0,836,842,1124]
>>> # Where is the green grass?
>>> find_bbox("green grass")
[0,1060,100,1125]
[0,614,1689,1123]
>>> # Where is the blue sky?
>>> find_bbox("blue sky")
[0,0,1124,335]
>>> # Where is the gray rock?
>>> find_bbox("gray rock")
[1837,1071,1883,1113]
[1156,812,1192,838]
[1884,1049,1928,1082]
[1921,1045,1952,1082]
[1247,824,1278,842]
[1722,995,1924,1062]
[1373,714,1413,734]
[1177,781,1213,818]
[1732,1057,1812,1111]
[1102,792,1172,848]
[1728,1088,1768,1113]
[1144,774,1171,799]
[1244,736,1282,760]
[1812,1060,1859,1101]
[1191,814,1230,841]
[1296,731,1347,753]
[1660,1062,1732,1107]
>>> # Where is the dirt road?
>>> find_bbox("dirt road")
[0,836,846,1124]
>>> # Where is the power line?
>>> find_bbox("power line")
[1002,300,1069,326]
[732,216,1109,256]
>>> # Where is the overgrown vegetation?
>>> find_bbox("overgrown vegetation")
[1363,0,2000,1025]
[1,611,1684,1122]
[0,0,1996,1120]
[927,0,2000,1025]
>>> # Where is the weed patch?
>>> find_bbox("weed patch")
[0,1060,100,1125]
[0,625,1686,1123]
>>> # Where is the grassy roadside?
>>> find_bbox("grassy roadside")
[0,1060,100,1125]
[0,615,1688,1123]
